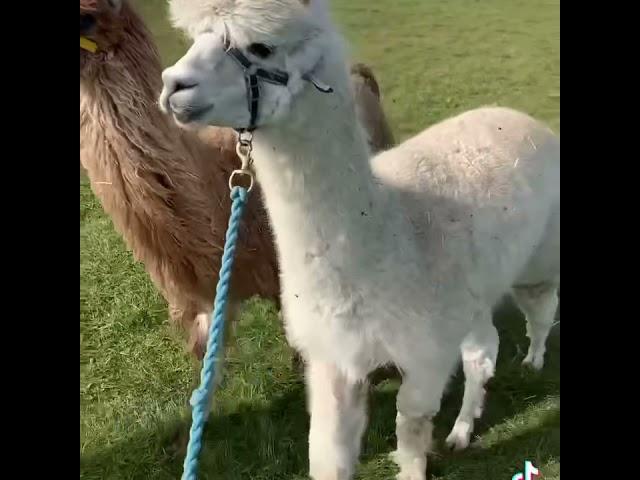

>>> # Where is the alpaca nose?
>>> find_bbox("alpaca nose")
[162,68,198,95]
[161,68,199,111]
[168,82,200,118]
[173,81,198,94]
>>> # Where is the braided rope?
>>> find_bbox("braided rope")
[182,185,249,480]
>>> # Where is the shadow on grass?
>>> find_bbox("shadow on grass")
[80,300,559,480]
[428,407,559,480]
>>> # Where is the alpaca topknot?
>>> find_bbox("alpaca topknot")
[169,0,329,39]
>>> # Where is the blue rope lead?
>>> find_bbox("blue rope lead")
[182,185,250,480]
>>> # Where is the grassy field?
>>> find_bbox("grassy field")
[80,1,560,479]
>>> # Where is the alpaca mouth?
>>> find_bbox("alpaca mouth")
[172,104,213,125]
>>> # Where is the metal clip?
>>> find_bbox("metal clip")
[230,131,255,192]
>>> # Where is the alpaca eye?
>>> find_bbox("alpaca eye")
[80,14,96,35]
[248,43,274,59]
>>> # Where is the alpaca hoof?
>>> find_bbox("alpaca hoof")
[291,351,305,373]
[396,473,426,480]
[309,467,351,480]
[166,424,189,457]
[390,451,426,480]
[522,354,544,371]
[445,422,471,451]
[395,469,427,480]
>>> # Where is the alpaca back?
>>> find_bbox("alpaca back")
[371,106,559,303]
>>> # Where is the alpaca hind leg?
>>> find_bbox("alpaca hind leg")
[512,282,559,370]
[306,360,368,480]
[392,353,457,480]
[445,318,498,450]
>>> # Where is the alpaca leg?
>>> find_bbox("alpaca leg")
[512,283,559,370]
[391,358,455,480]
[191,302,240,419]
[306,360,368,480]
[445,319,498,450]
[191,311,212,359]
[192,311,217,419]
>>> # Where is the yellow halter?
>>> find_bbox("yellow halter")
[80,36,98,53]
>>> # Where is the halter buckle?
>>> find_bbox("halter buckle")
[230,131,255,192]
[228,169,254,193]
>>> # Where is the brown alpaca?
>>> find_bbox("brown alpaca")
[80,0,395,359]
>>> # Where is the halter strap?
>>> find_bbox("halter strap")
[221,26,333,132]
[80,36,98,53]
[222,30,289,132]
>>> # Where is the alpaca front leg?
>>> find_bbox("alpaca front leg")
[192,311,218,420]
[391,365,452,480]
[392,411,432,480]
[306,360,368,480]
[446,320,498,450]
[191,305,238,419]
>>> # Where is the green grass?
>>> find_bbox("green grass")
[80,1,559,478]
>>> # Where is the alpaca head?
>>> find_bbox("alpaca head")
[80,0,125,76]
[160,0,337,130]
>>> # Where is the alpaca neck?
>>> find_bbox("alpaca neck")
[80,5,206,204]
[79,6,223,277]
[251,47,402,266]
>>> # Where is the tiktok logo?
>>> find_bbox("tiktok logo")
[512,460,540,480]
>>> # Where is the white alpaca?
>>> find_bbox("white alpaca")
[160,1,560,478]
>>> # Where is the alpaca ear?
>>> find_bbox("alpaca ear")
[107,0,123,13]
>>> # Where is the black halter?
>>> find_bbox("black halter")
[222,28,333,133]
